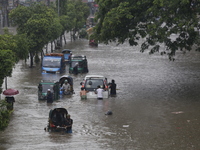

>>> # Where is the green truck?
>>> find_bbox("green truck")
[69,55,89,74]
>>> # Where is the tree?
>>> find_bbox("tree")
[0,100,12,131]
[65,0,90,40]
[0,30,29,92]
[93,0,200,59]
[9,3,62,67]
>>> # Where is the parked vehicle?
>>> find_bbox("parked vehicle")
[42,53,65,73]
[59,75,74,95]
[69,55,89,74]
[61,49,72,64]
[38,80,60,100]
[44,108,68,132]
[89,39,98,47]
[80,75,109,99]
[86,27,98,47]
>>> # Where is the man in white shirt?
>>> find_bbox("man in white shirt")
[95,85,104,100]
[62,80,71,95]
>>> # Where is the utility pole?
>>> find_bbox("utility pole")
[57,0,62,48]
[1,0,8,27]
[58,0,59,16]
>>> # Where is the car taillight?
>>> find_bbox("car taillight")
[82,80,85,87]
[50,123,56,127]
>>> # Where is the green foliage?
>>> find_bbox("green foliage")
[0,30,29,93]
[9,3,62,67]
[79,28,88,38]
[48,18,63,41]
[34,54,40,64]
[14,34,29,61]
[60,15,72,33]
[0,34,18,54]
[0,50,15,86]
[65,0,90,31]
[94,0,200,59]
[57,0,68,16]
[0,100,12,131]
[0,31,28,89]
[9,6,32,34]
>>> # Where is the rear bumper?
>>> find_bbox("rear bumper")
[86,91,109,99]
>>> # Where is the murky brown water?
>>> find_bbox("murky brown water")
[0,35,200,150]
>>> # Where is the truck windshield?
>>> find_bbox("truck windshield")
[43,58,61,68]
[71,61,79,67]
[41,84,54,92]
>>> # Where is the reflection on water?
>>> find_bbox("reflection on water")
[0,37,200,150]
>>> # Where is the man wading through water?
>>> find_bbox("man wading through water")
[64,114,73,133]
[95,85,104,100]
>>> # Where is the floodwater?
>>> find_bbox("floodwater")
[0,35,200,150]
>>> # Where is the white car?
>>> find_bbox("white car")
[81,75,109,99]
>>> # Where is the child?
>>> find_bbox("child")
[80,87,88,99]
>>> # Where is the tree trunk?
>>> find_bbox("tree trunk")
[53,40,56,50]
[60,35,62,47]
[40,51,43,67]
[64,32,67,44]
[46,44,48,53]
[70,31,73,41]
[29,52,34,68]
[51,41,53,52]
[72,29,77,41]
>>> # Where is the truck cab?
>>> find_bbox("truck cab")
[42,53,65,73]
[69,55,89,73]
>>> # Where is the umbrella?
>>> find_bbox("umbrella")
[62,49,71,54]
[86,27,93,35]
[3,88,19,96]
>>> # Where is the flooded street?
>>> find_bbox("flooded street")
[0,35,200,150]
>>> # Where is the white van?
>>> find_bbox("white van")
[81,75,109,99]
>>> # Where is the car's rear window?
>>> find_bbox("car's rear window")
[85,79,104,90]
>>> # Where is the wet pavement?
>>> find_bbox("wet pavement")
[0,35,200,150]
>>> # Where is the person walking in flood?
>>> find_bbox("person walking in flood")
[46,89,53,103]
[5,96,15,110]
[73,63,79,75]
[109,79,117,96]
[95,85,104,100]
[80,87,88,100]
[64,114,73,133]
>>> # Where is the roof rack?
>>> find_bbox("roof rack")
[45,53,64,57]
[71,55,86,60]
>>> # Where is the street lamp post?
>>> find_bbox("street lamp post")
[58,0,59,16]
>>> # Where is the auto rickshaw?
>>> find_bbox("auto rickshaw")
[38,80,60,100]
[44,107,68,132]
[61,49,72,64]
[89,39,98,47]
[69,55,89,74]
[59,75,74,95]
